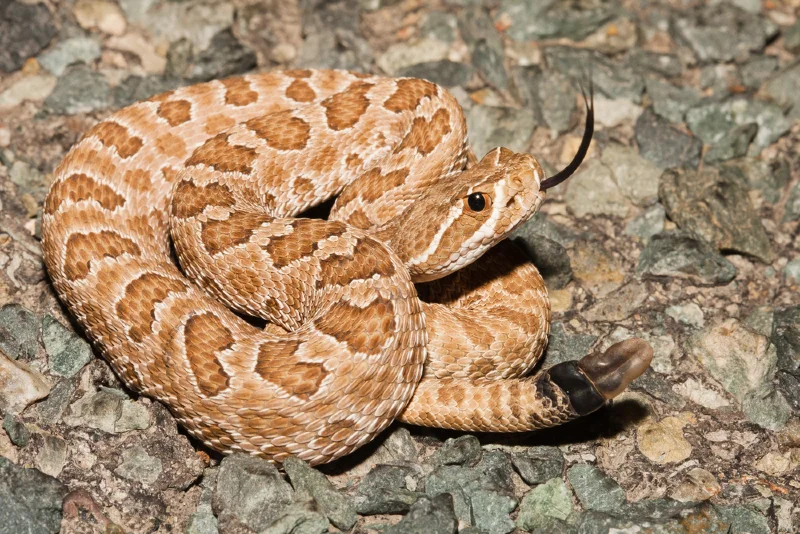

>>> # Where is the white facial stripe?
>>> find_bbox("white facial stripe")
[408,202,464,267]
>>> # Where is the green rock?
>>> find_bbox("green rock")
[0,304,40,361]
[510,446,565,485]
[260,502,330,534]
[114,445,162,486]
[2,414,29,447]
[42,315,93,377]
[429,435,482,467]
[714,505,770,534]
[283,456,357,531]
[636,230,736,286]
[517,478,574,531]
[0,456,67,534]
[385,494,457,534]
[566,464,626,514]
[470,489,517,534]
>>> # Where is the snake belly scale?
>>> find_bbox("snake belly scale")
[42,69,652,465]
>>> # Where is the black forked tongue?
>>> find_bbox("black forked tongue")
[539,82,594,191]
[546,339,653,416]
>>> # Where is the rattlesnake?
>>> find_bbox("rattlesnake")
[42,69,652,465]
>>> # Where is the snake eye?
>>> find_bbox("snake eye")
[466,192,490,212]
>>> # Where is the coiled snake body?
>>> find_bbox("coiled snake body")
[42,70,652,465]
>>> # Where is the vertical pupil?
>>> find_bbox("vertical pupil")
[468,193,486,211]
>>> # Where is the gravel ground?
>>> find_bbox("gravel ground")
[1,0,799,533]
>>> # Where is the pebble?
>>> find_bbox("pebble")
[0,351,51,415]
[0,303,40,361]
[466,106,536,162]
[688,319,791,430]
[645,77,702,124]
[74,0,128,36]
[0,456,67,534]
[659,167,774,263]
[0,1,58,73]
[526,69,577,134]
[354,464,420,515]
[567,464,627,513]
[37,37,102,76]
[635,108,702,170]
[212,453,296,533]
[592,95,642,128]
[785,182,800,222]
[600,144,662,206]
[763,58,800,121]
[260,502,329,534]
[43,64,112,115]
[107,32,166,75]
[377,38,451,76]
[665,302,705,328]
[63,388,150,433]
[283,456,357,530]
[704,123,758,164]
[541,323,597,367]
[740,55,779,89]
[636,415,693,464]
[498,1,613,42]
[35,435,67,478]
[510,446,564,486]
[583,280,649,322]
[564,159,630,218]
[685,98,791,151]
[670,468,721,502]
[772,306,800,374]
[177,29,258,82]
[3,414,30,447]
[114,445,163,486]
[398,61,475,88]
[511,233,572,290]
[42,315,93,377]
[35,379,76,426]
[715,504,771,534]
[636,230,736,285]
[627,49,683,78]
[471,40,509,91]
[515,478,573,532]
[385,494,457,534]
[428,435,483,467]
[569,242,625,297]
[0,73,58,111]
[672,378,731,409]
[624,204,665,243]
[784,258,800,284]
[722,157,791,205]
[753,451,793,476]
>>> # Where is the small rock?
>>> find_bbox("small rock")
[511,234,572,290]
[0,456,67,534]
[398,61,475,88]
[686,98,790,151]
[377,37,451,76]
[541,323,597,367]
[714,504,771,534]
[584,280,649,322]
[260,502,329,534]
[472,40,509,91]
[42,315,93,377]
[35,435,67,478]
[510,446,564,486]
[635,108,702,170]
[43,64,112,115]
[544,46,644,103]
[602,144,663,206]
[672,378,731,409]
[659,167,774,263]
[517,68,576,134]
[772,306,800,373]
[565,159,630,218]
[3,414,30,447]
[177,29,257,82]
[636,230,736,286]
[637,416,693,464]
[74,0,128,36]
[186,469,220,534]
[705,123,758,164]
[784,258,800,284]
[645,77,703,124]
[498,2,614,43]
[762,61,800,120]
[516,478,574,532]
[112,75,183,108]
[106,32,166,74]
[0,304,40,361]
[688,319,791,430]
[722,157,791,205]
[420,11,459,43]
[354,464,420,515]
[64,388,150,433]
[114,445,162,486]
[386,494,457,534]
[283,456,357,531]
[212,453,295,533]
[0,352,51,415]
[470,489,517,534]
[671,468,721,502]
[740,55,779,90]
[593,95,642,128]
[429,435,483,467]
[624,204,665,243]
[0,1,57,73]
[567,464,626,513]
[38,37,102,76]
[35,379,76,425]
[466,105,537,161]
[665,302,705,328]
[753,451,792,476]
[627,50,683,78]
[785,182,800,222]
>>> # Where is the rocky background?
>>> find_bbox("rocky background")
[0,0,799,533]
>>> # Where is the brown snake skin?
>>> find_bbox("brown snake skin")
[42,69,652,465]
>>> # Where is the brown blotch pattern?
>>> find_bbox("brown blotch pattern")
[256,339,327,398]
[322,82,373,131]
[185,133,258,174]
[286,79,316,102]
[157,99,192,126]
[221,77,258,107]
[122,168,153,191]
[45,173,125,215]
[89,121,144,159]
[345,153,363,168]
[116,273,188,343]
[201,211,271,254]
[346,209,372,230]
[395,108,452,156]
[203,113,237,136]
[284,69,312,78]
[154,132,187,159]
[359,168,410,202]
[317,238,396,288]
[171,180,235,218]
[265,219,346,269]
[246,111,311,151]
[384,78,438,113]
[315,297,396,356]
[64,231,141,281]
[184,312,234,397]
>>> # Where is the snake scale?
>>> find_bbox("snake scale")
[42,69,652,465]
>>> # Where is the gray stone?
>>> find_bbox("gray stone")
[567,464,626,513]
[470,489,517,534]
[763,60,800,121]
[458,4,503,53]
[542,323,597,367]
[601,144,662,206]
[772,306,800,373]
[624,204,666,243]
[672,4,777,63]
[512,234,572,290]
[115,445,163,486]
[298,1,374,72]
[9,159,47,199]
[784,258,800,284]
[665,302,705,328]
[472,39,508,91]
[42,315,92,377]
[634,108,702,169]
[0,352,51,415]
[497,1,615,42]
[377,37,450,75]
[645,78,703,124]
[0,457,67,534]
[260,502,330,534]
[212,453,295,533]
[685,98,790,151]
[584,281,649,322]
[0,304,40,361]
[466,105,537,161]
[784,181,800,222]
[420,11,459,43]
[659,167,774,263]
[626,50,683,78]
[544,46,644,103]
[64,388,150,433]
[513,68,576,134]
[714,505,771,534]
[3,414,30,447]
[0,1,57,73]
[721,157,791,205]
[743,307,774,338]
[354,464,420,515]
[636,230,736,286]
[283,456,357,531]
[565,159,630,218]
[514,212,579,248]
[740,55,779,89]
[510,446,564,485]
[112,75,183,108]
[704,123,758,163]
[38,37,102,76]
[385,494,457,534]
[177,29,257,83]
[631,368,687,408]
[429,435,482,467]
[35,435,67,478]
[516,478,574,532]
[43,64,112,115]
[397,61,475,88]
[688,319,791,429]
[35,379,75,425]
[187,467,219,534]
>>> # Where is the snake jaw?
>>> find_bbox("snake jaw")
[546,339,653,416]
